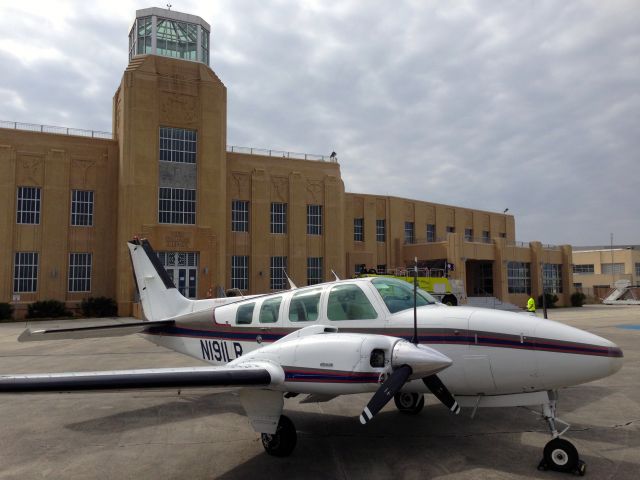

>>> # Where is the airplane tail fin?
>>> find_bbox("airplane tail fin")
[127,238,193,321]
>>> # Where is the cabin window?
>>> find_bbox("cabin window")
[327,284,378,320]
[289,288,322,322]
[259,297,282,323]
[236,303,255,325]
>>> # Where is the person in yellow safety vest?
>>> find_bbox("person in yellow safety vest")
[527,295,536,313]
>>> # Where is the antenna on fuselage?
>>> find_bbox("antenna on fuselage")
[284,270,298,289]
[331,269,341,281]
[412,256,418,345]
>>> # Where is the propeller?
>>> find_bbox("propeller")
[359,341,453,424]
[423,374,461,414]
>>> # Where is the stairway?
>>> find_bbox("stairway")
[466,296,522,312]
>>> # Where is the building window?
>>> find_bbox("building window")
[270,203,287,234]
[13,252,38,293]
[426,224,435,242]
[134,16,152,56]
[231,255,249,290]
[377,264,387,274]
[307,205,323,235]
[376,219,386,242]
[507,261,531,294]
[499,232,507,238]
[16,187,41,224]
[543,264,563,294]
[270,256,288,290]
[404,222,415,244]
[307,257,323,285]
[601,263,625,275]
[71,190,94,226]
[446,226,455,234]
[159,187,196,224]
[464,228,473,241]
[636,263,640,277]
[156,18,198,61]
[68,253,92,292]
[231,200,249,232]
[159,127,197,163]
[354,218,364,242]
[482,230,490,243]
[200,27,210,65]
[573,264,594,274]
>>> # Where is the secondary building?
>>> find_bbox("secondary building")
[0,7,573,318]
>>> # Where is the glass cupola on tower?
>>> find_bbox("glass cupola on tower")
[128,7,210,65]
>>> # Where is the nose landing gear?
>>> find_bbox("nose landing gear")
[537,391,586,476]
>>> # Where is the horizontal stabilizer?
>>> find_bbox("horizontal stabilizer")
[0,366,274,393]
[18,320,175,342]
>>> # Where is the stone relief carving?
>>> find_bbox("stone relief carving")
[160,92,198,124]
[271,177,289,202]
[231,172,250,198]
[306,180,323,202]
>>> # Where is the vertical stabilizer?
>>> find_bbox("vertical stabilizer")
[127,239,193,320]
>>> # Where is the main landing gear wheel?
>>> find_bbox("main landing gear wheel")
[538,438,585,476]
[261,415,297,457]
[394,392,424,414]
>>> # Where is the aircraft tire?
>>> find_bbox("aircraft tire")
[393,392,424,414]
[442,294,458,306]
[261,415,297,457]
[542,438,579,473]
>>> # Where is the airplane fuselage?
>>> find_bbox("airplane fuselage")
[141,279,622,399]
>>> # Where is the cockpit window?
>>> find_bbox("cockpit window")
[327,284,378,320]
[289,288,322,322]
[371,278,436,313]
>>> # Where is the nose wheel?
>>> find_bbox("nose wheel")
[538,391,586,476]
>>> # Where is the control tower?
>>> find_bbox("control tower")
[129,7,211,65]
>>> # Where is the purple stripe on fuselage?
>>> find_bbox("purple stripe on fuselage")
[144,325,621,358]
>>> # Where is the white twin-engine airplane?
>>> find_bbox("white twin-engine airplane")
[1,239,623,474]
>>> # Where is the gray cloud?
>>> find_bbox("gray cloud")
[1,0,638,245]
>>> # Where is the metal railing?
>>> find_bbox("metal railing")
[1,120,337,163]
[1,120,113,139]
[227,145,336,163]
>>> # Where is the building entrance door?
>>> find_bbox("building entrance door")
[157,251,199,299]
[466,260,494,296]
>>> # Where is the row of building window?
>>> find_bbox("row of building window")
[573,263,639,275]
[231,255,323,291]
[402,222,497,245]
[506,262,563,294]
[13,252,92,293]
[16,187,94,226]
[230,201,323,235]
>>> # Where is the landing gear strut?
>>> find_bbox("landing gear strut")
[261,415,297,457]
[394,392,424,414]
[537,392,586,476]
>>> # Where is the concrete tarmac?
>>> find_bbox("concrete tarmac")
[0,305,638,479]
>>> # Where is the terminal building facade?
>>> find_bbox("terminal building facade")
[0,7,573,318]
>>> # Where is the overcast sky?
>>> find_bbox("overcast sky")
[1,0,638,246]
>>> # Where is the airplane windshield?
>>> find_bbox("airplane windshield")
[371,277,437,313]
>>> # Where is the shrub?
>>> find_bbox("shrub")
[570,292,587,307]
[81,297,117,317]
[538,293,559,309]
[0,303,14,321]
[27,300,73,319]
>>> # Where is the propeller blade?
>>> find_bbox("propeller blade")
[359,365,412,425]
[423,374,461,414]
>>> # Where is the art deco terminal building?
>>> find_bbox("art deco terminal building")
[0,7,573,318]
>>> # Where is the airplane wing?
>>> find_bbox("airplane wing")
[0,363,284,393]
[17,320,175,342]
